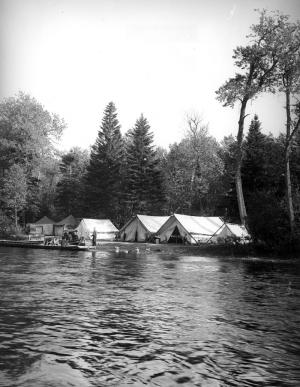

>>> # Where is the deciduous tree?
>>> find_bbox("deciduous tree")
[1,164,27,228]
[0,92,65,175]
[275,19,300,235]
[163,115,223,214]
[216,10,284,225]
[55,147,89,217]
[0,92,66,224]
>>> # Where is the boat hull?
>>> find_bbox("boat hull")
[0,240,91,251]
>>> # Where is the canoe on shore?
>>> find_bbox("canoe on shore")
[0,240,92,251]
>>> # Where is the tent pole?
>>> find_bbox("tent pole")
[206,223,225,244]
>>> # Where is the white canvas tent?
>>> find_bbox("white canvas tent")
[213,223,250,243]
[75,218,118,241]
[29,216,56,236]
[157,213,224,244]
[119,215,170,242]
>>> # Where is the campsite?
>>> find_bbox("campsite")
[29,213,250,246]
[0,212,256,257]
[1,4,300,387]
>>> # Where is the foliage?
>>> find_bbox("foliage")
[55,147,89,218]
[216,9,283,107]
[240,116,287,246]
[0,10,299,258]
[217,135,239,221]
[0,92,65,174]
[0,92,66,224]
[22,157,62,222]
[274,17,300,234]
[1,164,27,227]
[162,142,194,213]
[275,18,300,98]
[246,192,291,250]
[242,115,284,194]
[85,102,124,224]
[162,115,224,214]
[124,114,165,215]
[216,10,288,225]
[0,209,15,237]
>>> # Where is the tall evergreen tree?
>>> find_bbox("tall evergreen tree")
[242,115,285,196]
[124,115,165,215]
[242,115,267,193]
[241,116,288,247]
[85,102,124,223]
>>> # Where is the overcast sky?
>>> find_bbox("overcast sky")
[1,0,299,151]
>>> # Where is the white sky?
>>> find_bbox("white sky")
[1,0,299,151]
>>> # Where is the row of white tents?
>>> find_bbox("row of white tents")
[119,214,249,244]
[29,214,249,244]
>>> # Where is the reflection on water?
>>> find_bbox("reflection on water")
[0,247,299,386]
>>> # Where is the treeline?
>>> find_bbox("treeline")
[1,94,299,250]
[0,10,299,251]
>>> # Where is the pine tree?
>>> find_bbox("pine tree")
[85,102,124,222]
[124,115,165,215]
[242,115,288,246]
[242,114,267,193]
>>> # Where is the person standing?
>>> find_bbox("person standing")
[92,228,97,246]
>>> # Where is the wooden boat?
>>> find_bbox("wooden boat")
[0,240,92,251]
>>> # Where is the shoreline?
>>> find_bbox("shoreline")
[98,241,300,260]
[1,239,299,260]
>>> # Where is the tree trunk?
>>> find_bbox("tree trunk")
[236,98,248,225]
[189,169,195,214]
[15,206,18,230]
[236,164,247,225]
[285,89,295,236]
[285,155,294,235]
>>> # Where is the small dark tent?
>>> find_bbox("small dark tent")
[29,216,56,236]
[56,215,79,230]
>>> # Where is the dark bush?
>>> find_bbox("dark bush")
[246,191,295,252]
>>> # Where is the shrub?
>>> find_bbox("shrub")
[246,191,296,252]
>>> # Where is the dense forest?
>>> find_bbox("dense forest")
[0,10,299,251]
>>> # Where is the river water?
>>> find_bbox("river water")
[0,247,299,387]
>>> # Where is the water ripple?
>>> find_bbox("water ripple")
[0,247,299,386]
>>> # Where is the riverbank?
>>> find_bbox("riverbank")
[1,238,299,259]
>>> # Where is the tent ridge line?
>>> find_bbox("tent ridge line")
[206,222,226,244]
